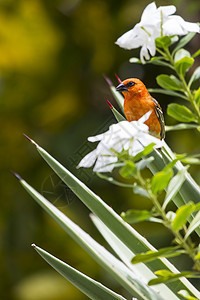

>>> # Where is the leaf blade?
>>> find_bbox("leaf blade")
[167,103,195,122]
[163,169,186,210]
[172,202,195,231]
[32,244,126,300]
[121,209,153,224]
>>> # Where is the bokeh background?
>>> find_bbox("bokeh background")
[1,0,200,299]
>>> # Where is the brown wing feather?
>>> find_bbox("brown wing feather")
[151,98,165,140]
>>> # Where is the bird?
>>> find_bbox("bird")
[116,78,165,140]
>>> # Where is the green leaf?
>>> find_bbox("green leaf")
[163,169,186,210]
[156,36,171,48]
[119,161,136,178]
[194,87,200,106]
[170,75,184,88]
[121,209,153,224]
[156,74,182,91]
[151,169,173,194]
[110,105,126,122]
[165,123,200,132]
[192,49,200,58]
[173,32,196,54]
[181,157,200,165]
[174,57,194,76]
[90,215,176,300]
[133,143,156,161]
[32,244,126,300]
[194,202,200,211]
[161,140,200,236]
[185,210,200,240]
[131,247,184,264]
[148,88,187,100]
[23,139,200,298]
[148,270,200,286]
[174,49,191,62]
[133,182,150,198]
[31,142,165,258]
[167,103,196,122]
[172,202,195,231]
[149,57,173,68]
[195,251,200,260]
[18,178,149,298]
[189,66,200,87]
[178,289,199,300]
[170,36,179,45]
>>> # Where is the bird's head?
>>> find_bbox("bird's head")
[116,78,148,96]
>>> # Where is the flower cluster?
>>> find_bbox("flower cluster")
[78,111,163,172]
[116,2,199,63]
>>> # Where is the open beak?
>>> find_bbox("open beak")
[116,82,128,92]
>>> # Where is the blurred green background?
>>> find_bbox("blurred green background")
[1,0,200,299]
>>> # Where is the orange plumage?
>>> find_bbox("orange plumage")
[116,78,165,140]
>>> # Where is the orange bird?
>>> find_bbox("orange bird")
[116,78,165,140]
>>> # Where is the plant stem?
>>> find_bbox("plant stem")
[137,171,200,270]
[96,172,133,188]
[163,46,200,121]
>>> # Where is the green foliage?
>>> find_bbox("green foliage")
[131,247,184,264]
[148,88,188,100]
[192,49,200,58]
[10,3,200,299]
[132,183,150,198]
[156,36,172,48]
[119,161,136,178]
[148,270,200,286]
[174,49,191,62]
[194,87,200,105]
[32,245,126,300]
[178,289,199,300]
[121,209,153,223]
[189,66,200,87]
[174,56,194,76]
[151,169,173,195]
[172,32,196,54]
[185,211,200,240]
[172,203,194,231]
[156,74,182,90]
[163,169,186,210]
[167,104,196,122]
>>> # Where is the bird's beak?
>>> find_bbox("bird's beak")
[116,82,128,92]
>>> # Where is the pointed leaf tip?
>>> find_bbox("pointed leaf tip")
[23,133,38,147]
[10,170,22,181]
[31,243,36,248]
[103,74,113,86]
[105,98,113,109]
[115,74,122,83]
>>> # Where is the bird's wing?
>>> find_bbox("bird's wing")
[151,98,165,140]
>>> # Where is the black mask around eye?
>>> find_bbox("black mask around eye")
[126,81,136,88]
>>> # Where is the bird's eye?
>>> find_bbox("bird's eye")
[126,81,136,88]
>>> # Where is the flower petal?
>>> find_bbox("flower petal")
[116,27,144,50]
[138,110,152,123]
[163,15,199,35]
[157,5,176,17]
[93,156,117,172]
[77,149,97,168]
[140,2,157,24]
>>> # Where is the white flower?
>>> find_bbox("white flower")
[116,2,199,63]
[78,111,163,173]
